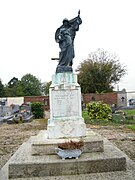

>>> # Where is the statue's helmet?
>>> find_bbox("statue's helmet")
[63,18,69,23]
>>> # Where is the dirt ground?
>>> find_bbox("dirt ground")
[0,119,135,169]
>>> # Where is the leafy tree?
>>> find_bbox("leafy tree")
[41,81,51,95]
[21,74,42,96]
[0,79,5,97]
[77,49,126,93]
[4,77,24,97]
[8,77,18,88]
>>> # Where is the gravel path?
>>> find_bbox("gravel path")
[89,125,135,162]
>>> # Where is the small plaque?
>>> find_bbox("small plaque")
[51,90,80,118]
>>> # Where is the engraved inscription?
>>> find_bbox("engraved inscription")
[52,90,79,117]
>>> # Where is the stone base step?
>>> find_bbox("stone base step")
[7,163,135,180]
[8,132,126,179]
[1,156,135,180]
[31,130,104,155]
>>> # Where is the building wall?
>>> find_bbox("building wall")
[1,91,128,111]
[7,97,24,106]
[24,96,49,110]
[24,93,125,109]
[83,92,117,106]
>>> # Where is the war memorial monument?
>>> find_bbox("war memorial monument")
[1,11,135,180]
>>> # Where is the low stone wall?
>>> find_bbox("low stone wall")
[24,96,49,110]
[83,92,117,106]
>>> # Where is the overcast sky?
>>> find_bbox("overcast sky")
[0,0,135,92]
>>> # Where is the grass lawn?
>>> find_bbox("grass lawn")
[123,109,135,115]
[82,110,135,130]
[128,125,135,131]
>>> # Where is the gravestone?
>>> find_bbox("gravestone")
[0,106,2,116]
[0,106,12,116]
[11,104,19,114]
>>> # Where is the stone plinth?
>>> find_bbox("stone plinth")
[31,129,104,155]
[47,72,86,139]
[47,117,86,139]
[8,131,126,179]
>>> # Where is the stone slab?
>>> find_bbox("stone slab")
[1,137,135,180]
[6,131,126,179]
[31,129,104,155]
[47,118,86,139]
[50,89,81,118]
[8,154,126,178]
[1,156,135,180]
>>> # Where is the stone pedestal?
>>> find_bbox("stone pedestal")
[47,72,86,139]
[8,130,127,179]
[31,130,104,156]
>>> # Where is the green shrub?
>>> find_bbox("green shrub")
[86,101,112,121]
[31,102,44,119]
